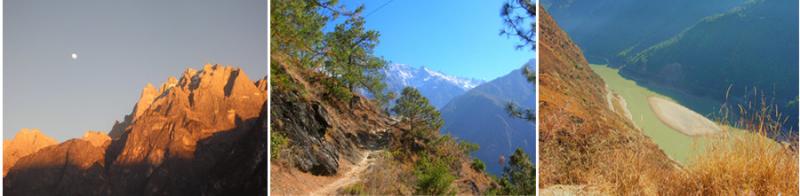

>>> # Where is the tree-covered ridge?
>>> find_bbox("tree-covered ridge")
[623,0,799,129]
[542,0,745,65]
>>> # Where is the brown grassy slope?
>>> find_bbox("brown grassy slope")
[538,6,678,194]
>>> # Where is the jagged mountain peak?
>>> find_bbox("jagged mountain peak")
[3,128,58,176]
[7,128,55,142]
[381,63,485,108]
[80,131,110,148]
[5,65,269,195]
[384,63,484,90]
[128,64,266,122]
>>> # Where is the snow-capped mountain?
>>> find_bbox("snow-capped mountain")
[381,64,484,108]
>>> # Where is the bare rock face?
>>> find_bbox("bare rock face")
[271,92,341,175]
[133,83,158,120]
[81,131,111,148]
[4,139,109,196]
[3,128,58,176]
[106,64,266,195]
[3,64,268,195]
[269,62,395,177]
[202,98,268,194]
[256,77,267,91]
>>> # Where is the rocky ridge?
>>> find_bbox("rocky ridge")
[3,64,268,195]
[2,129,58,176]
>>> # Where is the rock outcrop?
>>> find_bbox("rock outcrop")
[270,65,393,176]
[3,64,268,195]
[81,131,111,148]
[3,128,58,176]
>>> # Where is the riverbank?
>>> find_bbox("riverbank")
[648,96,721,136]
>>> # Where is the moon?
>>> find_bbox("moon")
[71,53,78,60]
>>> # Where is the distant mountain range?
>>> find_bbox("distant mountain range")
[440,59,535,175]
[381,64,485,108]
[623,0,798,128]
[542,0,744,65]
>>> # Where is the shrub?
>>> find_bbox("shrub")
[459,140,480,155]
[320,77,352,103]
[471,158,486,172]
[270,63,299,92]
[414,156,456,195]
[270,130,288,160]
[496,148,536,195]
[340,183,366,195]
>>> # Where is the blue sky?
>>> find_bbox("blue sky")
[335,0,534,81]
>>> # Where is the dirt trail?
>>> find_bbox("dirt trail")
[308,150,381,195]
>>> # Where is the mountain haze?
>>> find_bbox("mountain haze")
[440,59,535,175]
[623,0,799,128]
[542,0,745,65]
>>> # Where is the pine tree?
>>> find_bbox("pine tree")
[271,0,390,103]
[497,148,536,195]
[271,0,329,67]
[323,7,387,98]
[501,0,536,122]
[392,87,444,141]
[501,0,536,51]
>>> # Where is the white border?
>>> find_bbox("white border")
[266,0,272,194]
[534,0,541,195]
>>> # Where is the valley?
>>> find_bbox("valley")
[590,64,721,163]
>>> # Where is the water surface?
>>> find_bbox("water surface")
[589,64,723,163]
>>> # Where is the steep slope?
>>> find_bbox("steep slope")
[4,64,268,195]
[270,53,494,195]
[381,64,484,108]
[538,7,676,192]
[542,0,744,65]
[3,128,58,176]
[624,0,799,128]
[439,60,535,175]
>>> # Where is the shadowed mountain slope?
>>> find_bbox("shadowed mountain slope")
[440,60,535,175]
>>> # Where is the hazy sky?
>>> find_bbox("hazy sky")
[4,0,267,141]
[336,0,534,81]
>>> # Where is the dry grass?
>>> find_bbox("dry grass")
[541,93,798,195]
[665,97,799,195]
[345,151,415,195]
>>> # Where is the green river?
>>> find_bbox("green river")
[589,64,724,164]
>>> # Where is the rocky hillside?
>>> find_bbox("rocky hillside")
[4,64,268,195]
[269,54,494,195]
[3,128,58,176]
[538,7,677,192]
